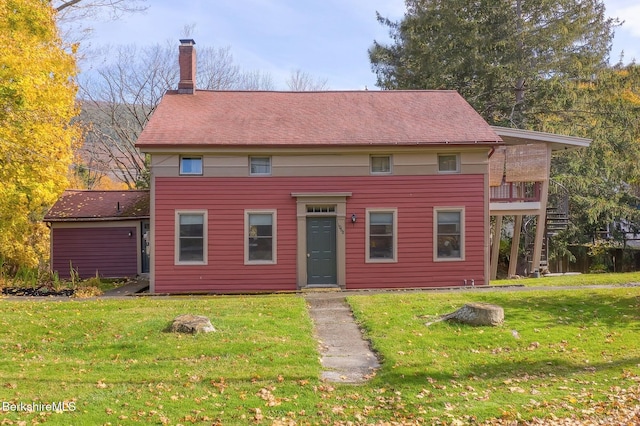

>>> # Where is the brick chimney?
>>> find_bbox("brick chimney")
[178,39,196,94]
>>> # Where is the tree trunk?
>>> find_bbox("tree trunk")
[426,303,504,327]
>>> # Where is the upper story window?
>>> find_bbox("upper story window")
[438,154,460,173]
[180,156,203,175]
[370,155,392,174]
[250,156,272,175]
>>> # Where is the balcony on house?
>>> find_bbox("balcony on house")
[490,181,542,203]
[488,126,591,279]
[490,182,544,215]
[489,144,548,215]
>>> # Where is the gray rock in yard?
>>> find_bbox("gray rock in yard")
[170,314,216,334]
[426,303,504,327]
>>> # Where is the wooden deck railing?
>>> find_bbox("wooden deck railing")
[490,182,542,203]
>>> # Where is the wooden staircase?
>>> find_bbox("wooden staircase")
[546,207,569,236]
[524,180,570,272]
[546,180,569,236]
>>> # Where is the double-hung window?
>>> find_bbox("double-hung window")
[434,208,464,261]
[180,156,203,175]
[245,210,277,263]
[176,211,207,264]
[366,209,397,262]
[250,157,272,175]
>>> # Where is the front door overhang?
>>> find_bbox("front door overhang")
[291,192,351,289]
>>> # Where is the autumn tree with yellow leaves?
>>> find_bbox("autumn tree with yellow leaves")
[0,0,79,271]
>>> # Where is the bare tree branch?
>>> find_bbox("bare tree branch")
[52,0,148,17]
[239,70,275,91]
[286,69,329,91]
[52,0,148,45]
[76,42,275,188]
[55,0,83,12]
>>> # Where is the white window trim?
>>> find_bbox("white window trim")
[437,153,460,174]
[433,207,465,262]
[244,209,277,265]
[174,210,208,265]
[179,156,203,176]
[370,155,393,175]
[365,208,398,263]
[249,156,272,176]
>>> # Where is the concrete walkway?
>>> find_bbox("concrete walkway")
[101,278,149,297]
[305,292,380,384]
[301,283,640,384]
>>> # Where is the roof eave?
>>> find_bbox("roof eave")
[492,126,591,151]
[136,140,503,151]
[45,216,150,223]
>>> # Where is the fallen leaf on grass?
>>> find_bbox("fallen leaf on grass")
[253,408,263,422]
[528,342,540,350]
[257,386,282,407]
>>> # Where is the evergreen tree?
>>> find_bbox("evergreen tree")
[551,65,640,248]
[370,0,618,128]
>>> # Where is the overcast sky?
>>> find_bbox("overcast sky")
[77,0,640,90]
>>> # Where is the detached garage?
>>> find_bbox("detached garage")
[44,190,150,279]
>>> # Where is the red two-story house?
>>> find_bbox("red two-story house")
[135,39,507,293]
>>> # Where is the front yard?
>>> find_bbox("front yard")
[0,282,639,424]
[492,271,640,288]
[348,287,640,424]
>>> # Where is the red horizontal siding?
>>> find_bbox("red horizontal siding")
[345,176,485,289]
[153,175,486,293]
[52,226,138,279]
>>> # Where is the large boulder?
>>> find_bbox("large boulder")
[426,303,504,327]
[170,314,216,334]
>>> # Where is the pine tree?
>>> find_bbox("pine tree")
[551,65,640,246]
[370,0,618,128]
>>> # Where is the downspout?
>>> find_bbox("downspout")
[486,146,496,284]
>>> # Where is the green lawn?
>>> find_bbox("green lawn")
[0,296,321,424]
[0,283,639,424]
[491,271,640,287]
[348,287,640,423]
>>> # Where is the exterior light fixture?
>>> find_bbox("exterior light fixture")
[351,214,357,223]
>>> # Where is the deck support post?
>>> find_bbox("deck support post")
[490,215,503,280]
[508,215,522,277]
